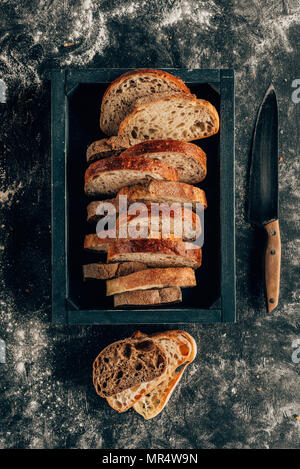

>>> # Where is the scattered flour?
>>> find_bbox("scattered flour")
[0,182,23,207]
[159,0,219,28]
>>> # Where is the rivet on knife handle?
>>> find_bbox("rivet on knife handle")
[264,219,281,312]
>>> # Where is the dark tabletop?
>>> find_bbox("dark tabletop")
[0,0,299,449]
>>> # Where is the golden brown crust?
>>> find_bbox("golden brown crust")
[101,69,191,111]
[117,181,207,210]
[121,139,205,161]
[121,139,207,182]
[107,239,202,268]
[84,155,178,185]
[106,267,196,296]
[84,233,178,253]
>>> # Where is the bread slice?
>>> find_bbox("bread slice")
[114,287,182,307]
[87,199,119,223]
[107,239,202,269]
[100,69,191,136]
[121,139,206,183]
[106,330,196,413]
[84,233,181,253]
[83,261,147,281]
[86,183,207,224]
[84,233,114,253]
[133,365,188,419]
[84,155,178,197]
[86,138,125,163]
[93,335,167,398]
[113,93,219,147]
[106,267,196,296]
[116,204,201,241]
[88,139,207,183]
[133,331,197,419]
[117,181,207,211]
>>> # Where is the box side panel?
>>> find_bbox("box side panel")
[68,309,221,325]
[220,70,236,322]
[51,70,68,324]
[64,68,221,92]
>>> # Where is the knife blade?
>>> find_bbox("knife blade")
[248,84,281,312]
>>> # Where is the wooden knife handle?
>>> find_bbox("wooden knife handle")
[264,219,281,312]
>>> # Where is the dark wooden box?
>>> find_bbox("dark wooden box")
[51,68,235,325]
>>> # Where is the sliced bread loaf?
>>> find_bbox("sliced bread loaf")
[107,239,202,269]
[106,267,196,296]
[113,93,219,147]
[93,335,167,398]
[116,204,201,241]
[100,69,191,136]
[83,261,147,281]
[84,155,178,197]
[119,139,207,183]
[114,287,182,307]
[106,330,195,412]
[87,139,207,183]
[117,180,207,211]
[86,182,207,224]
[84,233,181,253]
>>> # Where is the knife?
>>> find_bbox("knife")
[248,84,281,313]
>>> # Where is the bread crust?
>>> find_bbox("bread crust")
[102,69,190,100]
[113,287,182,307]
[84,155,178,186]
[117,181,207,210]
[83,261,147,281]
[121,139,206,161]
[106,267,196,296]
[107,239,202,269]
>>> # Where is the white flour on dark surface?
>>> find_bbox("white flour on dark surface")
[0,0,299,449]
